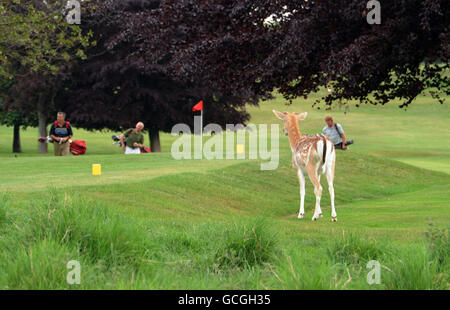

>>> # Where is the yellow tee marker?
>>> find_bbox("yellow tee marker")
[92,164,102,176]
[236,144,245,155]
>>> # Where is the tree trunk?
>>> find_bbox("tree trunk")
[149,127,161,152]
[13,124,22,153]
[37,95,48,154]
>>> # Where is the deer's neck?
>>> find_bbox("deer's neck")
[287,121,302,151]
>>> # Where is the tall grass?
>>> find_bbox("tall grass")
[0,186,448,290]
[25,191,155,268]
[0,192,280,289]
[0,194,8,227]
[426,224,449,269]
[213,218,277,270]
[380,225,449,289]
[326,232,387,266]
[322,231,449,289]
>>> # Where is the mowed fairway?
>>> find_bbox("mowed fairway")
[0,93,449,289]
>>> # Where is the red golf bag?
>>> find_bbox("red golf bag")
[140,146,151,153]
[70,140,87,156]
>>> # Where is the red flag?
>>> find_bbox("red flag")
[192,100,203,112]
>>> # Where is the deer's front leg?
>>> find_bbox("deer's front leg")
[297,168,305,219]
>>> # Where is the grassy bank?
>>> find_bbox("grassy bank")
[0,93,448,289]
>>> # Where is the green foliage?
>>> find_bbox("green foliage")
[214,219,277,270]
[0,193,278,289]
[326,233,386,266]
[0,194,8,227]
[25,191,154,268]
[426,224,450,269]
[271,253,336,290]
[382,246,448,290]
[0,103,38,128]
[0,0,92,79]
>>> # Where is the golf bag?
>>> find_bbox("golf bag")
[111,135,151,154]
[70,140,87,156]
[334,124,354,148]
[38,137,87,156]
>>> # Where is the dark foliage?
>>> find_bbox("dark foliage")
[59,0,260,135]
[115,0,448,108]
[7,0,448,143]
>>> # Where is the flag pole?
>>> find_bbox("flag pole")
[192,100,204,159]
[200,108,203,158]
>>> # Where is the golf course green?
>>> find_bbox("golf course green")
[0,92,448,289]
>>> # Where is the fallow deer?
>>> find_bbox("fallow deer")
[273,110,337,222]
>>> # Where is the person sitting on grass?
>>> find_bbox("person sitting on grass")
[49,112,73,156]
[322,115,353,150]
[120,122,145,154]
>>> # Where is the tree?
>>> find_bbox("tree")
[0,0,92,153]
[55,0,264,151]
[0,79,38,153]
[7,0,446,156]
[0,105,38,153]
[118,0,448,108]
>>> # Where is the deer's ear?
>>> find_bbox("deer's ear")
[273,110,286,120]
[296,112,308,121]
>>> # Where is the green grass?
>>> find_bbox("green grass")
[0,93,449,289]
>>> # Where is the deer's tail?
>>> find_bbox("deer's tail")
[322,136,327,165]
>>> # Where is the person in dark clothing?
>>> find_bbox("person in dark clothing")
[49,112,73,156]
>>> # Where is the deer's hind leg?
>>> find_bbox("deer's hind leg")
[306,164,322,221]
[297,168,306,219]
[326,151,337,222]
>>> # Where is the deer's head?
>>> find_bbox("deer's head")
[273,110,308,136]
